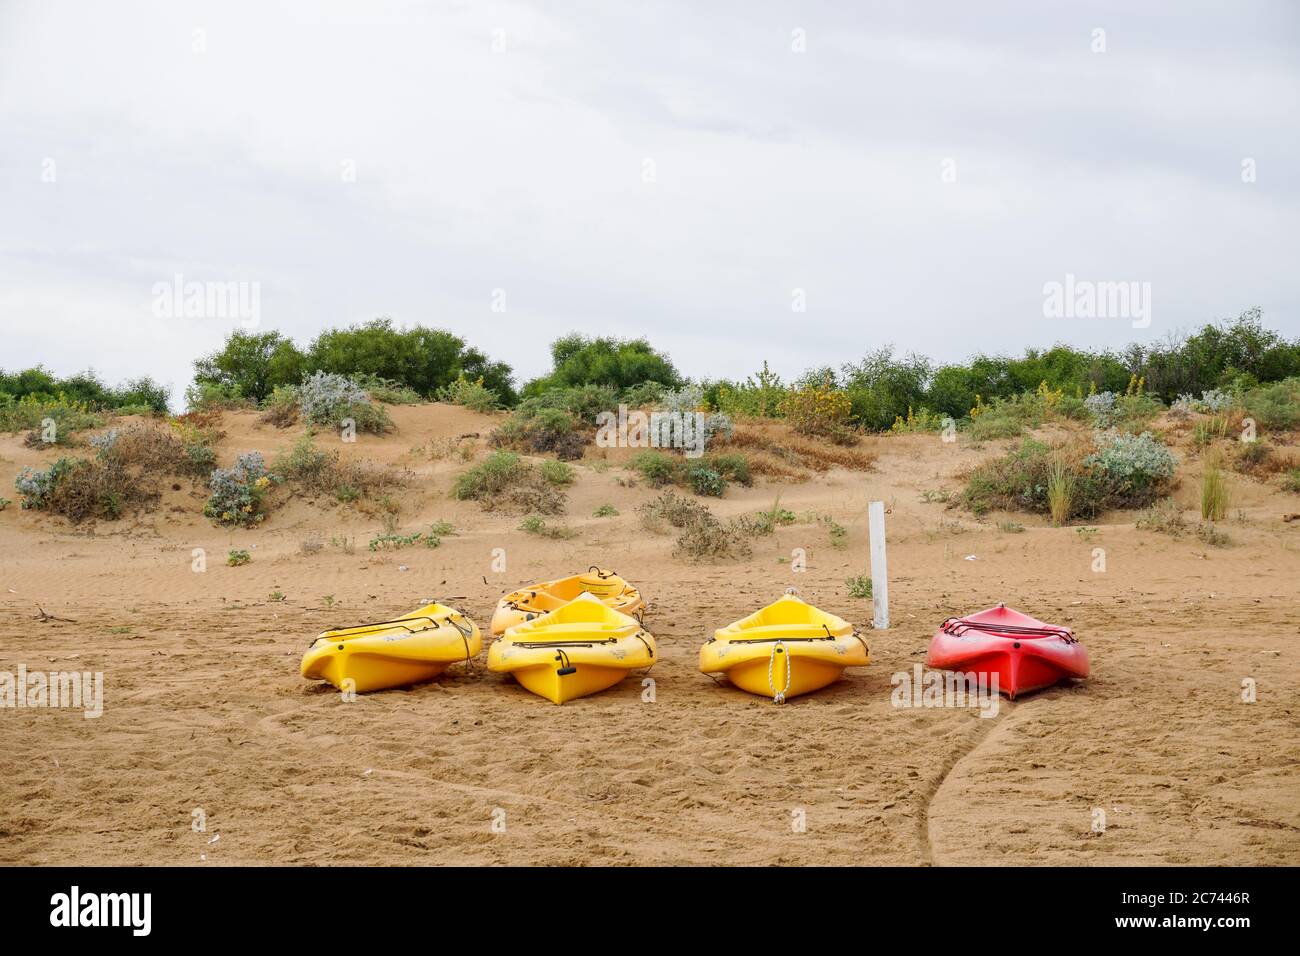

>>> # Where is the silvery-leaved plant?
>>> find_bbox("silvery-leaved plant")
[297,371,373,425]
[89,429,120,457]
[204,451,276,527]
[1172,388,1235,415]
[14,458,75,509]
[656,384,704,415]
[1083,391,1118,425]
[656,385,733,447]
[1086,430,1176,488]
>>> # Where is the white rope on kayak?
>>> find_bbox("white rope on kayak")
[768,640,791,704]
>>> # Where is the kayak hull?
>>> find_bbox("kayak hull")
[926,604,1089,699]
[511,663,634,705]
[490,568,643,635]
[301,603,481,693]
[488,593,656,704]
[701,594,869,702]
[720,653,853,700]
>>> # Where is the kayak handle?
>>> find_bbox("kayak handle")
[941,618,1074,641]
[310,614,445,647]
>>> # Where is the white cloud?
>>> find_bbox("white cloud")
[1,0,1296,403]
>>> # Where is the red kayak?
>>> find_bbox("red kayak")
[925,604,1089,699]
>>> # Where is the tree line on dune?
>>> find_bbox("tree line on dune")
[2,308,1298,430]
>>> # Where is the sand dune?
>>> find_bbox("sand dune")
[1,406,1297,865]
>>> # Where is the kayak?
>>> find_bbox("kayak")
[700,594,869,702]
[488,593,655,704]
[489,567,644,635]
[301,602,481,693]
[925,603,1089,699]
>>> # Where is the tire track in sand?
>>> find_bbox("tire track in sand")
[919,699,1019,866]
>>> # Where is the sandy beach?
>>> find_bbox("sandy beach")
[2,404,1296,866]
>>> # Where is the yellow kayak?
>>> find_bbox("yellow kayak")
[488,593,655,704]
[489,567,644,636]
[700,594,869,702]
[301,602,481,693]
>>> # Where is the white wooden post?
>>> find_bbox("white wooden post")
[868,500,889,629]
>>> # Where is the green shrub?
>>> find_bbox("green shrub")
[439,375,500,412]
[629,450,751,497]
[227,549,251,566]
[839,346,932,431]
[705,452,752,486]
[540,459,575,486]
[368,529,424,550]
[274,434,402,500]
[453,451,565,514]
[0,393,104,436]
[522,335,681,397]
[453,450,527,500]
[1112,393,1164,431]
[351,373,422,405]
[963,435,1172,520]
[743,497,796,534]
[191,330,307,404]
[621,381,667,408]
[275,434,334,484]
[629,450,681,487]
[1244,377,1300,430]
[688,465,725,497]
[519,515,577,539]
[258,385,300,427]
[961,439,1055,516]
[889,406,948,433]
[967,411,1026,441]
[704,361,787,419]
[845,575,873,598]
[779,378,855,441]
[491,404,588,460]
[821,515,848,547]
[184,380,253,412]
[593,503,619,517]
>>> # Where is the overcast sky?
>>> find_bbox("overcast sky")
[2,0,1298,405]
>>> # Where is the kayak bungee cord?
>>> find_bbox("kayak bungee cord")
[940,618,1076,642]
[308,613,446,647]
[514,637,619,649]
[447,614,474,673]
